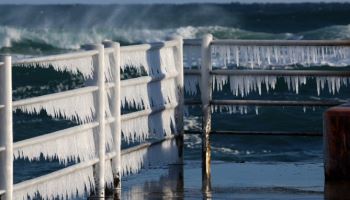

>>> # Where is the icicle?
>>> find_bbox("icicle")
[120,47,178,77]
[105,124,114,152]
[121,147,147,176]
[17,56,94,79]
[211,45,350,68]
[184,75,200,95]
[104,53,115,82]
[14,129,96,165]
[15,91,95,123]
[14,166,95,200]
[105,160,114,188]
[122,108,176,143]
[122,115,149,143]
[121,78,178,109]
[213,75,228,91]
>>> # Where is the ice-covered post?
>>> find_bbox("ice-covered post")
[0,56,13,200]
[96,44,106,197]
[201,34,213,194]
[170,36,184,164]
[103,41,122,196]
[83,44,106,197]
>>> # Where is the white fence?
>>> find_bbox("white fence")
[0,37,184,200]
[1,34,350,200]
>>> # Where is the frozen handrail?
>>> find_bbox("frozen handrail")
[12,50,98,65]
[211,39,350,46]
[13,86,98,108]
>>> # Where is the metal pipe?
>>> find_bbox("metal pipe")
[210,99,345,107]
[96,44,106,197]
[211,69,350,77]
[121,72,178,88]
[0,56,12,200]
[12,86,98,108]
[13,158,99,192]
[211,39,350,46]
[13,50,98,65]
[201,34,213,194]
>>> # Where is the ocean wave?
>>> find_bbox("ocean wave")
[1,24,350,54]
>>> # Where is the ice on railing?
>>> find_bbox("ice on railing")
[122,108,176,143]
[184,75,200,95]
[17,56,94,79]
[14,166,94,200]
[14,129,96,165]
[105,124,115,151]
[213,75,350,96]
[212,105,250,115]
[105,160,114,188]
[120,46,178,77]
[184,45,201,69]
[104,53,115,82]
[121,148,147,176]
[15,92,95,123]
[121,138,179,176]
[121,78,178,109]
[211,45,350,68]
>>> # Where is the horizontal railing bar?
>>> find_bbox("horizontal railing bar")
[0,105,4,109]
[0,190,5,195]
[13,122,99,150]
[121,134,178,156]
[184,130,322,136]
[211,39,350,46]
[211,99,346,107]
[121,104,177,122]
[0,146,5,152]
[13,158,99,191]
[120,40,178,52]
[121,72,178,88]
[184,39,201,46]
[184,69,201,75]
[13,86,98,108]
[211,69,350,77]
[13,50,98,65]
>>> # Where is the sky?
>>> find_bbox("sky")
[0,0,349,4]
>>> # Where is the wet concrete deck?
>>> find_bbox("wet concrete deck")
[121,160,325,199]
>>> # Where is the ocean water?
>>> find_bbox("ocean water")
[3,3,350,198]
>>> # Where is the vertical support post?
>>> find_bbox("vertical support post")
[171,36,185,164]
[0,56,13,200]
[103,41,122,198]
[84,44,107,197]
[324,104,350,181]
[201,34,213,196]
[97,44,106,197]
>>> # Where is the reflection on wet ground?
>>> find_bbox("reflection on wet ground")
[121,160,328,200]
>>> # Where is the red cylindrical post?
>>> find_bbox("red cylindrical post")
[324,104,350,181]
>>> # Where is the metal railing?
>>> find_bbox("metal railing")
[183,34,350,193]
[0,38,184,200]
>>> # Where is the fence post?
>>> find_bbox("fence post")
[201,34,213,195]
[0,56,13,200]
[103,41,122,197]
[170,36,185,164]
[83,44,106,197]
[96,44,106,197]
